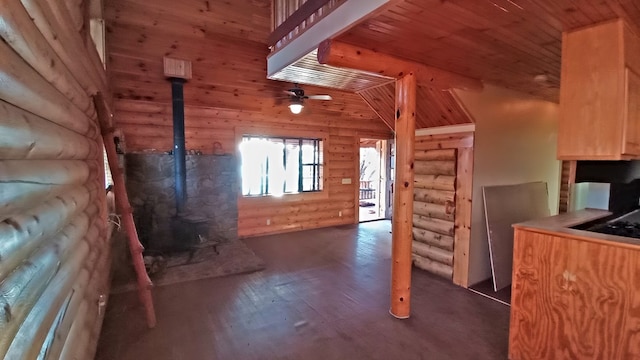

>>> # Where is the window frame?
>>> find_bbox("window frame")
[240,135,323,197]
[235,128,328,203]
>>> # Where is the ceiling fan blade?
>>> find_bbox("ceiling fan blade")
[283,90,297,96]
[306,95,332,100]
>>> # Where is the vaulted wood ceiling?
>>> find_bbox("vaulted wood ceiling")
[336,0,640,102]
[358,83,474,130]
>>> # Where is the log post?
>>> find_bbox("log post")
[390,72,416,319]
[93,93,156,328]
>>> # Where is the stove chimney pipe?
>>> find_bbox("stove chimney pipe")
[164,57,193,215]
[171,77,187,214]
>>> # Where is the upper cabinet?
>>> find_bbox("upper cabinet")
[558,19,640,160]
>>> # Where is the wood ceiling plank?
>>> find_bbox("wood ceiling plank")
[358,82,474,130]
[358,84,395,131]
[344,10,558,74]
[411,1,562,74]
[566,0,607,23]
[422,88,467,127]
[108,0,640,109]
[531,0,603,29]
[513,0,566,31]
[338,0,637,101]
[610,0,640,36]
[264,0,640,103]
[447,1,561,54]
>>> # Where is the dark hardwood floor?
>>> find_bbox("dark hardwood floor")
[96,221,509,360]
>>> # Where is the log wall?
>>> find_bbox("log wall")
[411,132,474,286]
[0,0,111,358]
[558,160,576,213]
[105,0,392,238]
[412,146,457,279]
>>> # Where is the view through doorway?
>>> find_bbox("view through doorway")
[359,138,391,222]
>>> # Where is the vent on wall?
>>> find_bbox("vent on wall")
[163,57,192,80]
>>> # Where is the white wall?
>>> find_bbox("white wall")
[454,85,560,286]
[570,182,611,211]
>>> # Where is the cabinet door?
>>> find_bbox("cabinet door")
[558,21,625,159]
[622,67,640,156]
[510,230,640,359]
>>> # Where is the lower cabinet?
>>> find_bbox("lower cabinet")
[509,228,640,359]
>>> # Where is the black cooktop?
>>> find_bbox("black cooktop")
[588,221,640,239]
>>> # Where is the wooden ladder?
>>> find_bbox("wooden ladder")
[94,93,156,328]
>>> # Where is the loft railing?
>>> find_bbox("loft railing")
[269,0,346,52]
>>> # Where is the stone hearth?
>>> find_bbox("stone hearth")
[125,154,238,250]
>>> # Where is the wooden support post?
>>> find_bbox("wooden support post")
[390,73,416,319]
[452,147,474,287]
[93,93,156,328]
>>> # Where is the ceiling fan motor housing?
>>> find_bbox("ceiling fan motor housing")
[282,84,332,106]
[290,87,305,98]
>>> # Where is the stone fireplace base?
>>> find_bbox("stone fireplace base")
[125,153,239,251]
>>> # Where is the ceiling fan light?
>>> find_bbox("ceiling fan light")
[289,103,303,114]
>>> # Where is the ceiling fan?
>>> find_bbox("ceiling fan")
[282,84,332,114]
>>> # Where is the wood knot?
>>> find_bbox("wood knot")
[560,270,577,291]
[445,201,455,214]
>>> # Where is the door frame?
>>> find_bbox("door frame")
[356,135,393,223]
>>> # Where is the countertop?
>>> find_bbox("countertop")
[513,209,640,249]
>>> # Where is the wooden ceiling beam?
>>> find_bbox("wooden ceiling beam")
[317,39,483,91]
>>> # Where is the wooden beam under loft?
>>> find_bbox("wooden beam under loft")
[317,39,483,91]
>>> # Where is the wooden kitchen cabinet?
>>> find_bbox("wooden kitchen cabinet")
[558,19,640,160]
[509,226,640,359]
[624,68,640,155]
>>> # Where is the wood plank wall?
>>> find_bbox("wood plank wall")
[105,0,392,238]
[411,132,474,286]
[0,0,112,358]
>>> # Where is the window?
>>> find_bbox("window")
[88,0,106,68]
[103,145,113,189]
[240,136,323,196]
